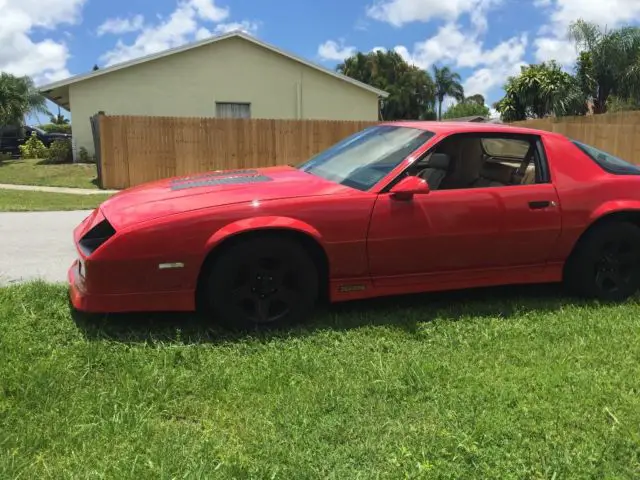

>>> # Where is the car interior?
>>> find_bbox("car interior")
[408,134,541,191]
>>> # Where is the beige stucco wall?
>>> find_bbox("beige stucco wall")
[69,37,380,155]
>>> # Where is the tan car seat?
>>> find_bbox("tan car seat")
[521,164,536,184]
[442,137,485,189]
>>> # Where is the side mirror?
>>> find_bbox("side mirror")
[390,175,430,201]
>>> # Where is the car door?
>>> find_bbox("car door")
[366,132,562,287]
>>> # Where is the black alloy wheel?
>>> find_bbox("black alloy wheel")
[205,236,318,329]
[564,221,640,301]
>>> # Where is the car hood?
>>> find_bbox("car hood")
[99,165,351,229]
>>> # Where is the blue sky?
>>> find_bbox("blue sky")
[4,0,640,123]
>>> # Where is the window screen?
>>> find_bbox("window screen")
[216,102,251,119]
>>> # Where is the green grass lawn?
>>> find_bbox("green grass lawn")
[1,282,639,478]
[0,158,99,189]
[0,190,112,211]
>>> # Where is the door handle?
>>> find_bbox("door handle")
[529,200,553,209]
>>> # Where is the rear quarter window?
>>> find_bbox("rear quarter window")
[573,140,640,175]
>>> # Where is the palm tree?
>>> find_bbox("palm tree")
[0,73,49,126]
[433,65,464,120]
[50,106,70,125]
[569,19,640,113]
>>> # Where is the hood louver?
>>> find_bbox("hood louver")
[169,170,272,191]
[78,219,116,256]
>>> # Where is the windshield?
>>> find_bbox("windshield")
[297,125,434,191]
[573,140,640,175]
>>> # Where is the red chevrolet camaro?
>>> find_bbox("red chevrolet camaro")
[69,121,640,328]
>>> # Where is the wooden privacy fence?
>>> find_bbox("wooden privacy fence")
[97,115,378,189]
[511,112,640,164]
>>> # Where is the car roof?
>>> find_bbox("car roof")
[381,120,565,139]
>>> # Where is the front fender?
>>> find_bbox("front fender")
[204,216,324,251]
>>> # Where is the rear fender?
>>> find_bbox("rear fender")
[588,201,640,225]
[204,216,324,251]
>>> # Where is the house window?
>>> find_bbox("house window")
[216,102,251,119]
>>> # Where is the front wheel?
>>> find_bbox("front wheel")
[204,236,318,330]
[564,221,640,301]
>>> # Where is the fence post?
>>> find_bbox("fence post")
[90,111,105,189]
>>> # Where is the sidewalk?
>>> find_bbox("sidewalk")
[0,183,119,195]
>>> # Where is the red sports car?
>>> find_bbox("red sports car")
[69,121,640,328]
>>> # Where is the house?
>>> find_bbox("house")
[38,31,388,158]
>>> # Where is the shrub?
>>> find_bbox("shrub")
[0,151,12,165]
[78,146,91,163]
[19,132,48,159]
[46,138,73,164]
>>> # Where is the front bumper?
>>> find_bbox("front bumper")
[68,260,195,313]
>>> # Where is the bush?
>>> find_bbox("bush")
[19,132,48,159]
[0,152,12,165]
[78,146,91,163]
[46,138,73,164]
[38,123,72,135]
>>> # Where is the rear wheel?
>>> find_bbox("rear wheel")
[564,221,640,301]
[204,236,318,330]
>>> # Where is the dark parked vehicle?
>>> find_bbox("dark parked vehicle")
[0,125,71,157]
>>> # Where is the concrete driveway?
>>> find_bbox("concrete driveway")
[0,210,92,286]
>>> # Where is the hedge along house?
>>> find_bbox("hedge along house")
[38,31,388,159]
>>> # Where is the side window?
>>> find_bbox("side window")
[412,133,548,191]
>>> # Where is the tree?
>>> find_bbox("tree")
[0,73,49,126]
[50,105,70,125]
[338,50,436,120]
[443,100,490,119]
[569,19,640,113]
[495,61,586,122]
[465,94,485,106]
[433,65,464,120]
[49,113,70,125]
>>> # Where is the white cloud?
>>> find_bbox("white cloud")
[0,0,86,84]
[101,2,198,66]
[195,27,211,40]
[213,20,259,36]
[540,0,640,31]
[394,23,527,100]
[189,0,229,22]
[393,23,482,68]
[464,36,528,100]
[533,37,577,65]
[100,0,259,67]
[463,61,526,101]
[371,46,387,53]
[97,14,145,36]
[317,40,357,62]
[366,0,500,28]
[533,0,640,68]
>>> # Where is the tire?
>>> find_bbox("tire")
[564,221,640,301]
[204,235,318,330]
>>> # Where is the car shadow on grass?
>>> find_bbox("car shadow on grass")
[70,282,603,346]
